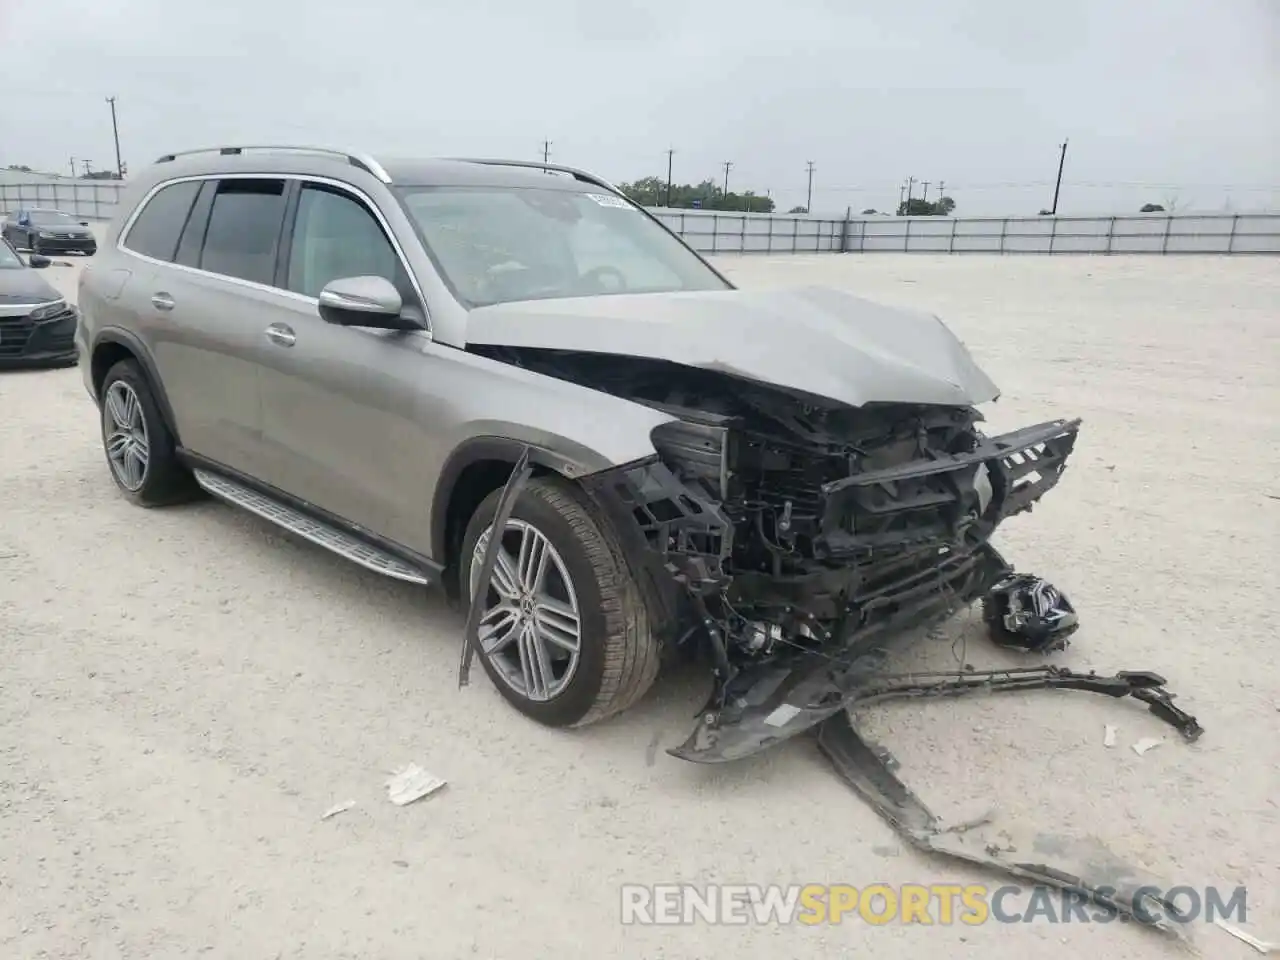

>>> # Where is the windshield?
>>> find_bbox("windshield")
[31,210,76,225]
[395,185,730,307]
[0,240,23,269]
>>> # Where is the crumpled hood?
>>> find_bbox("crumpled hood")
[0,268,62,306]
[465,286,1000,408]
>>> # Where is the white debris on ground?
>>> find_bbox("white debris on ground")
[320,800,357,820]
[2,235,1277,959]
[386,764,447,806]
[1131,737,1165,757]
[1103,724,1118,747]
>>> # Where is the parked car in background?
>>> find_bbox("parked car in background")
[0,237,78,366]
[1,208,98,256]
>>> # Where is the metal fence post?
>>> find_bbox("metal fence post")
[711,214,718,254]
[1105,217,1116,254]
[1161,214,1173,254]
[1227,214,1238,253]
[792,217,799,253]
[903,218,912,252]
[999,218,1008,255]
[766,215,773,254]
[1048,216,1057,254]
[840,206,850,253]
[740,214,747,253]
[948,217,958,254]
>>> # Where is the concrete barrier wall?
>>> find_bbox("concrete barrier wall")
[4,177,1276,255]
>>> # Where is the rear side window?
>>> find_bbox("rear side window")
[198,179,287,286]
[122,180,201,261]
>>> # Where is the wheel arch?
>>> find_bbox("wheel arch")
[90,328,182,445]
[432,437,573,598]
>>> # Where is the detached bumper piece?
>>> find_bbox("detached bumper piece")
[817,688,1202,940]
[668,544,1012,763]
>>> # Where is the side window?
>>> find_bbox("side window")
[121,181,201,261]
[199,179,287,286]
[286,184,402,299]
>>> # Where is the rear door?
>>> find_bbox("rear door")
[139,177,290,476]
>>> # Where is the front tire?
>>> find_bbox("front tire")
[28,233,41,254]
[459,475,662,728]
[99,359,199,506]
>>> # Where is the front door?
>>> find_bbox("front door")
[253,180,442,549]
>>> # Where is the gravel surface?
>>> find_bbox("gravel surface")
[2,242,1277,959]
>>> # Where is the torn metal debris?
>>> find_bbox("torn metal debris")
[458,445,533,688]
[817,709,1200,940]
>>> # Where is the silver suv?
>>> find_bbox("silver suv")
[77,145,1082,763]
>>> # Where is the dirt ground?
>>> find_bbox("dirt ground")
[2,240,1278,959]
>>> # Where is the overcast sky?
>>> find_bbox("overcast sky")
[2,0,1276,214]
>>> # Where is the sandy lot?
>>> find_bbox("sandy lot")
[2,240,1278,959]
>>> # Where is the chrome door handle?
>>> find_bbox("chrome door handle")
[151,293,175,311]
[265,323,296,347]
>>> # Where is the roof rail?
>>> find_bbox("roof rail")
[445,158,623,197]
[152,145,392,184]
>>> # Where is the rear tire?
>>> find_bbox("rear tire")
[99,359,200,507]
[459,475,662,728]
[28,233,40,254]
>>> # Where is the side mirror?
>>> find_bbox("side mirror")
[28,254,51,269]
[317,276,415,330]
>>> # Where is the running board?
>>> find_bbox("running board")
[192,469,432,586]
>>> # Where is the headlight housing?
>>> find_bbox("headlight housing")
[30,299,68,322]
[38,231,56,239]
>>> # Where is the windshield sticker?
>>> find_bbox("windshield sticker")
[585,193,635,210]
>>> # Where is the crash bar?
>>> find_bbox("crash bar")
[152,145,393,184]
[445,157,625,197]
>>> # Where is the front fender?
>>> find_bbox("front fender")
[426,397,676,562]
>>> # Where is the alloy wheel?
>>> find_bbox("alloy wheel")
[103,381,150,492]
[468,518,583,702]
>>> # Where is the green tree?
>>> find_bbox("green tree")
[895,196,956,216]
[788,205,808,214]
[617,176,775,213]
[861,208,878,215]
[1139,202,1165,213]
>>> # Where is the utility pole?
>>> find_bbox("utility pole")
[722,161,733,198]
[69,157,78,178]
[936,180,945,199]
[80,160,92,177]
[541,139,552,163]
[665,148,674,208]
[105,96,123,179]
[1050,138,1068,215]
[805,160,815,212]
[922,180,930,203]
[906,177,917,208]
[898,183,906,213]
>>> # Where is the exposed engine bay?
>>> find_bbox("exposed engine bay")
[469,345,1084,760]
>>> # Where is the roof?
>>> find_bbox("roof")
[138,146,616,195]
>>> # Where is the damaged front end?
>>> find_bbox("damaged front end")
[564,359,1082,763]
